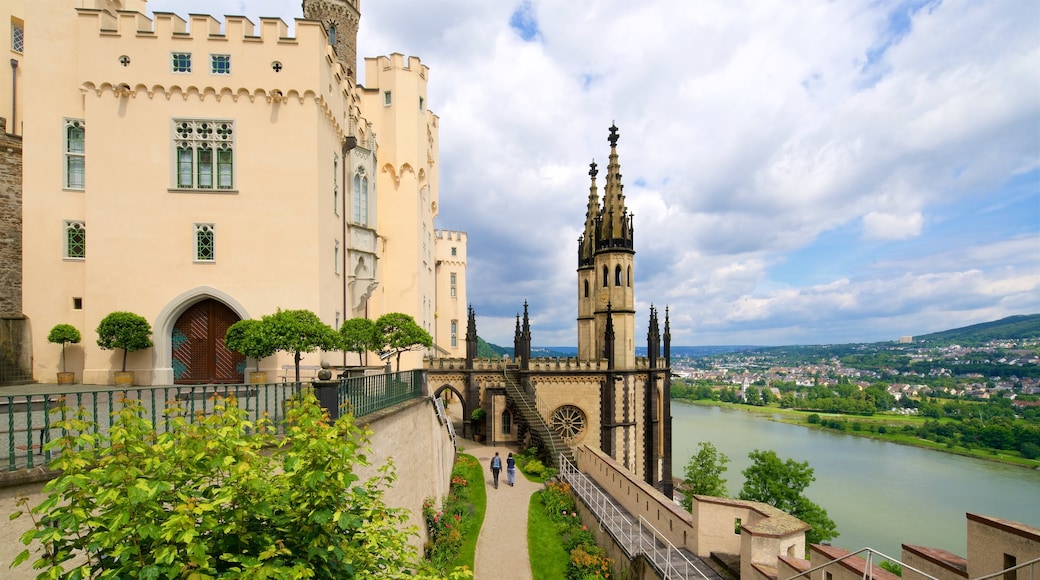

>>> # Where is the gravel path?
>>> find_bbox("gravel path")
[466,440,539,580]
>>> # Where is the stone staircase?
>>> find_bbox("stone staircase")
[501,367,574,465]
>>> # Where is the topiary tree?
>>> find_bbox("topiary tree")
[46,324,81,373]
[339,317,377,366]
[262,309,340,383]
[12,392,453,578]
[373,312,433,372]
[225,318,277,372]
[96,311,153,373]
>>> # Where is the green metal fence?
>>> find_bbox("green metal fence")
[337,369,424,418]
[1,370,425,474]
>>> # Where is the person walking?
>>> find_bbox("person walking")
[506,452,516,487]
[490,452,502,489]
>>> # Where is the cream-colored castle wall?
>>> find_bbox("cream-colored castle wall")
[21,5,369,383]
[361,53,439,371]
[434,229,467,358]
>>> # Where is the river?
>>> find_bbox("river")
[671,402,1040,558]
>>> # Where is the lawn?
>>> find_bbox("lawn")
[527,491,571,580]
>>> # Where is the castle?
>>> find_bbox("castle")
[0,0,467,385]
[427,125,674,494]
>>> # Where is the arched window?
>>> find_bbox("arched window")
[615,265,622,286]
[627,265,632,287]
[352,174,361,223]
[501,410,512,435]
[602,265,608,287]
[328,24,336,46]
[583,280,589,298]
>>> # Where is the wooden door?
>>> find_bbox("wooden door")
[171,299,245,384]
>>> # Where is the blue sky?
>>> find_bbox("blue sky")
[150,0,1039,347]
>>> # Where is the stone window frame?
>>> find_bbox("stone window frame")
[171,52,191,73]
[173,119,235,191]
[352,167,369,226]
[210,53,231,75]
[332,155,339,215]
[450,273,457,297]
[194,223,215,262]
[383,91,391,106]
[11,18,24,53]
[334,240,340,275]
[64,220,85,260]
[450,319,457,348]
[64,118,85,190]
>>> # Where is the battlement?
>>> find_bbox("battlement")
[435,230,467,241]
[364,53,430,81]
[424,356,660,373]
[78,8,326,48]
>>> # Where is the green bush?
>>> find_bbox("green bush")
[1021,442,1040,460]
[523,459,546,477]
[96,311,153,372]
[807,413,821,424]
[13,392,426,578]
[46,324,81,373]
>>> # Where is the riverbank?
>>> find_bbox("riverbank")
[673,398,1040,470]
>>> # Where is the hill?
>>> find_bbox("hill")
[912,314,1040,346]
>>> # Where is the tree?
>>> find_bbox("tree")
[739,449,838,545]
[262,309,341,383]
[46,324,81,373]
[340,317,377,366]
[96,311,154,372]
[373,312,433,372]
[224,318,277,372]
[679,441,729,510]
[13,392,435,578]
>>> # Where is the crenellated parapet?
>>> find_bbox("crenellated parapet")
[435,230,467,242]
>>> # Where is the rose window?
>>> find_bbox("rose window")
[550,405,586,442]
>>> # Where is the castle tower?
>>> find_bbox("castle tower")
[577,124,635,368]
[302,0,361,80]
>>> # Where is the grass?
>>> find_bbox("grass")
[449,454,486,572]
[527,491,570,580]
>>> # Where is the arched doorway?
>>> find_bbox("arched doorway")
[171,298,245,384]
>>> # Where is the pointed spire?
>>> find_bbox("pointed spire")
[599,123,632,248]
[580,159,600,266]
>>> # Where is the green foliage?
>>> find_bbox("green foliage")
[469,408,486,423]
[262,309,340,382]
[1019,441,1040,459]
[535,482,613,580]
[423,456,482,576]
[739,449,838,546]
[528,493,570,579]
[224,318,277,372]
[374,312,433,371]
[522,459,546,478]
[476,336,508,359]
[807,413,821,424]
[96,311,154,372]
[340,317,377,366]
[679,441,729,510]
[879,560,903,576]
[46,324,81,373]
[13,392,425,578]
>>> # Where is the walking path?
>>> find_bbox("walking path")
[462,437,540,580]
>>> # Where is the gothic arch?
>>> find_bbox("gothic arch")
[152,287,251,385]
[432,384,468,429]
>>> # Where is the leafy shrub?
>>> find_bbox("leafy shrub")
[1021,441,1040,460]
[14,392,423,578]
[523,458,546,477]
[807,413,821,424]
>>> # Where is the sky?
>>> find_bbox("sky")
[148,0,1039,348]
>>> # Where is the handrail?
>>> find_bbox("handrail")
[501,369,566,461]
[637,514,710,580]
[971,556,1039,580]
[432,395,457,448]
[782,547,940,580]
[559,453,709,580]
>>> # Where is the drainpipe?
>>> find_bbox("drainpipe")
[9,59,17,133]
[341,135,357,367]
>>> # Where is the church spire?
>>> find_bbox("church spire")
[596,123,633,250]
[579,160,599,267]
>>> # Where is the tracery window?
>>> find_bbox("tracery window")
[64,221,85,259]
[195,224,215,262]
[352,168,369,225]
[174,120,234,190]
[550,405,586,442]
[64,119,85,190]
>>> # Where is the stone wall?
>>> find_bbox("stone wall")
[0,117,22,317]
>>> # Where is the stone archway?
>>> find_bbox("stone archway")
[171,299,245,384]
[152,287,251,385]
[433,384,468,436]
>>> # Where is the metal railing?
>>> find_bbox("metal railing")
[558,454,710,580]
[971,556,1039,580]
[502,368,570,463]
[337,369,423,418]
[2,371,424,474]
[433,395,457,448]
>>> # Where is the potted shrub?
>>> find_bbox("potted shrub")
[96,311,153,386]
[47,323,81,384]
[225,319,276,384]
[470,407,487,442]
[262,309,340,384]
